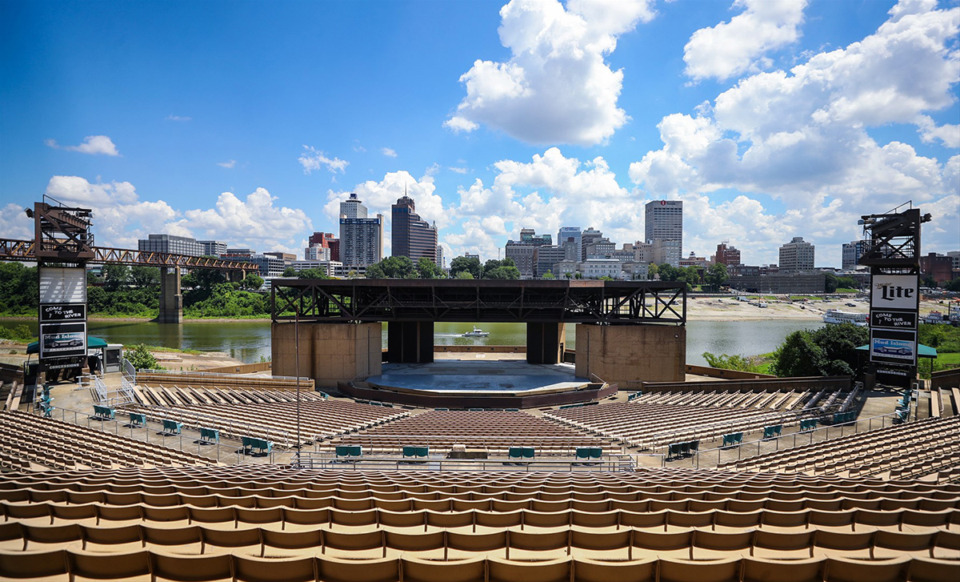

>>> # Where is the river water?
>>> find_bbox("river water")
[3,318,823,366]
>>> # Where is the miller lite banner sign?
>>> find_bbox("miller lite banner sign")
[869,274,919,368]
[871,275,919,311]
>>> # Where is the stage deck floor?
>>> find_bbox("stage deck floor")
[365,360,590,394]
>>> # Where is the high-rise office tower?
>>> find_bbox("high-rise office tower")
[338,194,382,268]
[580,227,604,261]
[645,200,683,266]
[558,226,582,262]
[391,195,438,263]
[779,237,815,273]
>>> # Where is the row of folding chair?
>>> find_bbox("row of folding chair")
[2,521,959,561]
[0,547,955,582]
[3,502,958,533]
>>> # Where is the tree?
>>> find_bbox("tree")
[416,257,444,279]
[125,344,161,371]
[704,263,728,292]
[102,265,130,291]
[541,271,555,280]
[129,266,160,289]
[455,271,474,279]
[481,258,519,279]
[282,266,297,277]
[946,278,960,292]
[365,256,416,279]
[647,263,659,280]
[771,323,868,377]
[297,268,328,280]
[240,273,264,290]
[450,256,482,280]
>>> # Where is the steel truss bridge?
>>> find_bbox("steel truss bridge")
[271,279,686,325]
[0,238,256,271]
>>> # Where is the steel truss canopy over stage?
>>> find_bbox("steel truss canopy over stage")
[270,279,686,325]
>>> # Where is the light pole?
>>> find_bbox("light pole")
[295,308,301,468]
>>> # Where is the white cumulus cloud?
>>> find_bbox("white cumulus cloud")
[630,0,960,263]
[445,0,654,145]
[298,146,348,174]
[381,147,398,158]
[45,135,120,156]
[684,0,808,82]
[182,188,313,255]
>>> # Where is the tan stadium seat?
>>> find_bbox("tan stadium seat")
[487,556,571,582]
[0,548,69,580]
[20,523,82,551]
[66,548,152,581]
[149,551,234,582]
[199,526,262,555]
[234,554,317,582]
[906,556,960,582]
[315,555,398,582]
[400,555,486,582]
[812,529,875,559]
[571,557,656,582]
[321,529,385,559]
[658,556,741,582]
[823,555,911,582]
[507,529,568,560]
[568,528,632,560]
[872,529,939,559]
[259,528,323,557]
[80,523,144,553]
[142,525,204,554]
[383,530,444,559]
[690,528,754,560]
[742,556,825,582]
[0,521,24,551]
[95,504,143,526]
[632,529,694,559]
[447,530,508,560]
[750,529,815,559]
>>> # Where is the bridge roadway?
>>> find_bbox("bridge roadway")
[0,238,256,271]
[0,238,257,324]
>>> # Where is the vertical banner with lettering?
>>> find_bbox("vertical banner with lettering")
[869,274,919,368]
[38,267,88,367]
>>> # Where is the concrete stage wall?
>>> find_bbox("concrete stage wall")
[575,324,685,388]
[272,322,381,388]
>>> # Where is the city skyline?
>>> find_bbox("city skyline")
[1,0,957,267]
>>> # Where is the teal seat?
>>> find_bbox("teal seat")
[335,445,362,458]
[575,447,602,460]
[667,443,683,459]
[402,446,429,458]
[688,440,699,454]
[200,427,219,443]
[129,413,146,428]
[722,433,743,448]
[508,447,535,460]
[93,405,116,420]
[161,419,182,435]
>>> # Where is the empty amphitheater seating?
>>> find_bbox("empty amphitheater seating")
[122,400,408,448]
[0,466,959,580]
[0,411,211,472]
[332,410,606,455]
[545,402,792,451]
[722,416,960,480]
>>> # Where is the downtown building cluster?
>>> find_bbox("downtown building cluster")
[136,193,958,290]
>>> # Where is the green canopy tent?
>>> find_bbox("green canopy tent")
[855,343,938,376]
[26,336,109,354]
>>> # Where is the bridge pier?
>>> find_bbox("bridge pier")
[386,321,434,363]
[272,321,382,389]
[526,322,565,365]
[574,324,685,388]
[158,267,182,324]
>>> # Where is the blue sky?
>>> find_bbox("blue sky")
[1,0,958,268]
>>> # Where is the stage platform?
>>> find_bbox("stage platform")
[340,359,618,409]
